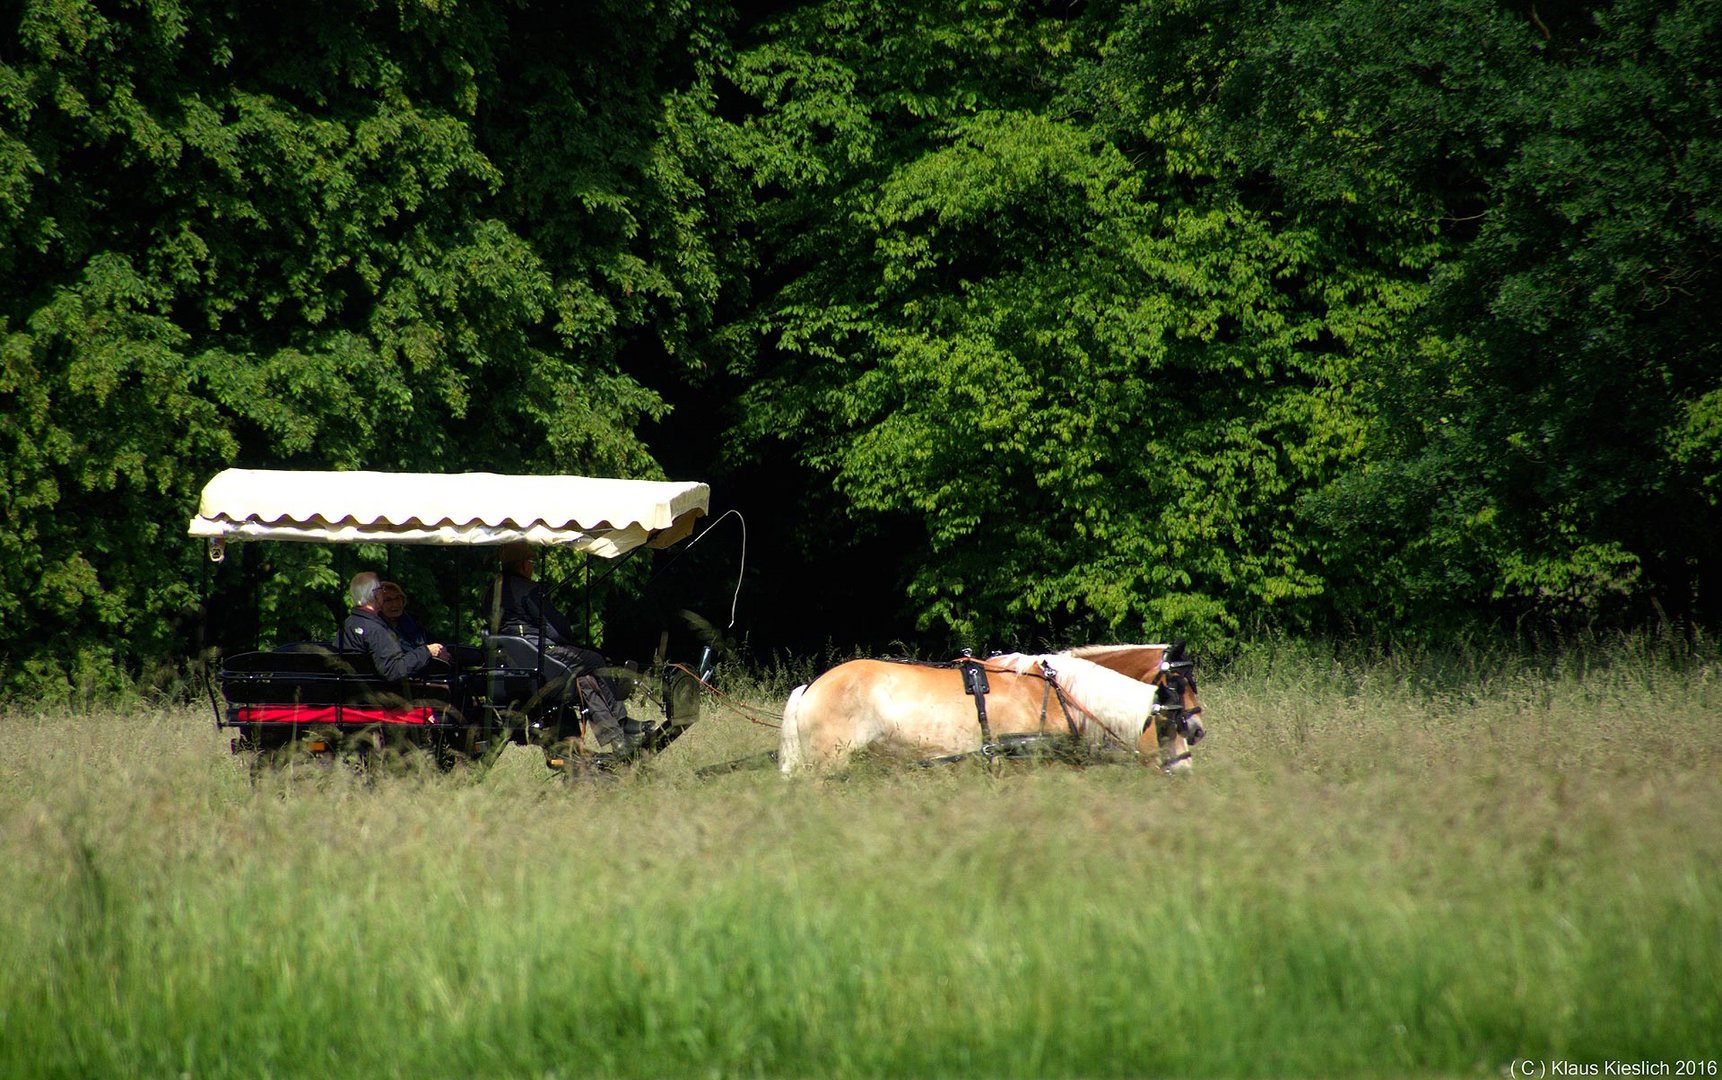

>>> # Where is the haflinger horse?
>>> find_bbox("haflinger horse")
[778,642,1204,774]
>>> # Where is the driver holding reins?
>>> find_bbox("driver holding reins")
[491,542,639,757]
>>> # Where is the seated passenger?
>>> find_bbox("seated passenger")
[377,580,428,648]
[340,571,450,680]
[490,543,637,754]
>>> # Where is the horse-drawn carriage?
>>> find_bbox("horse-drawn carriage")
[189,469,714,772]
[190,470,1208,779]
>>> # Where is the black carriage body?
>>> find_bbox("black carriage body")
[217,643,486,760]
[213,635,702,765]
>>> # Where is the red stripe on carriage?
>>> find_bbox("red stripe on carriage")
[233,705,437,725]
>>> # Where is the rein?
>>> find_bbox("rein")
[660,662,781,730]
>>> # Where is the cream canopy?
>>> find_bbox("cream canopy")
[188,469,710,559]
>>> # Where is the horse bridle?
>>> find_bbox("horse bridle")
[1152,659,1204,767]
[1060,654,1205,769]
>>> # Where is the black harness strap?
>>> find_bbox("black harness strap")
[959,656,993,744]
[1037,661,1081,739]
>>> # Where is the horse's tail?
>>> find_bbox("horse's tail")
[778,683,810,774]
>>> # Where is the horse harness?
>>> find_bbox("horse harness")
[960,651,1202,770]
[958,653,1082,747]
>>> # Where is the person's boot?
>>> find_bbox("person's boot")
[619,701,659,750]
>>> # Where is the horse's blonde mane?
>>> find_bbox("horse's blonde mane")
[1062,642,1170,660]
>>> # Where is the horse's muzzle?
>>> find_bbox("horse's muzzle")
[1183,714,1205,745]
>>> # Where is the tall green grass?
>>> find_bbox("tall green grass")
[2,635,1718,1078]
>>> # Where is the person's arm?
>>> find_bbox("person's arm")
[350,613,436,680]
[372,632,435,681]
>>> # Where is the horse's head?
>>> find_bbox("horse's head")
[1146,641,1204,773]
[1056,641,1207,770]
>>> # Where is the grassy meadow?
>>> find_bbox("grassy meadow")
[2,634,1719,1078]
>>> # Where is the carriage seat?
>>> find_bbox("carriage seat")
[482,634,575,706]
[219,647,421,706]
[221,643,466,696]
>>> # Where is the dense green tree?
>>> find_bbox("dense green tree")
[4,0,1719,696]
[1182,0,1722,630]
[0,0,731,697]
[708,0,1721,650]
[715,0,1428,647]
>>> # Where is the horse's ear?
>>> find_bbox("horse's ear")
[1166,640,1187,661]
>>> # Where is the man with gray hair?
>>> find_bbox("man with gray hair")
[340,571,450,680]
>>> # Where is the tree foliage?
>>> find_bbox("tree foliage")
[2,0,1718,696]
[0,0,729,696]
[714,0,1720,647]
[1195,0,1722,630]
[718,0,1432,644]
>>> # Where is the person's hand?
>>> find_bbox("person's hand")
[428,642,450,660]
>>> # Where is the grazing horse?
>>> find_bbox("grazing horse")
[778,643,1204,774]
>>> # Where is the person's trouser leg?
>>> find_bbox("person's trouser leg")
[573,674,628,752]
[545,644,629,751]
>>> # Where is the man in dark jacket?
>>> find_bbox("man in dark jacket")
[492,543,635,754]
[340,572,450,680]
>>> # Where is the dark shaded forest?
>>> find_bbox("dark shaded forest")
[3,0,1719,698]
